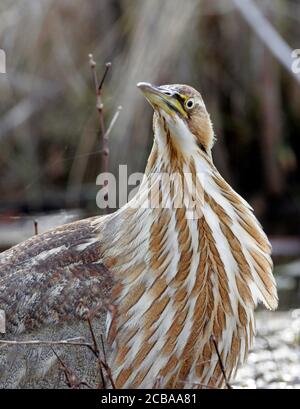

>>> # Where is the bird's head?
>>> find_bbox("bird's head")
[137,82,215,155]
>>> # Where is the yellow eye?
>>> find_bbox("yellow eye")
[185,98,195,110]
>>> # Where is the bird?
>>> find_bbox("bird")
[0,82,278,389]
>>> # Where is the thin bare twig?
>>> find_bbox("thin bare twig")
[51,347,92,389]
[51,347,76,388]
[86,316,106,389]
[88,55,113,212]
[103,106,122,142]
[98,63,112,93]
[88,55,111,159]
[99,334,116,389]
[0,336,91,348]
[211,335,232,389]
[33,219,38,235]
[86,314,116,389]
[100,334,107,364]
[101,360,116,390]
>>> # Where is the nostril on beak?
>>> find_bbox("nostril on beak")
[158,87,172,96]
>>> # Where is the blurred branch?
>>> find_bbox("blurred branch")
[259,17,284,196]
[232,0,300,85]
[0,88,61,141]
[33,219,38,235]
[86,316,106,388]
[0,336,91,348]
[104,105,122,141]
[51,347,92,389]
[211,335,232,389]
[88,55,122,213]
[88,55,111,171]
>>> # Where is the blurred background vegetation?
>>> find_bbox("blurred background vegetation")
[0,0,300,306]
[1,0,300,389]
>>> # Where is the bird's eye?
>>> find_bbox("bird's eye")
[185,98,195,110]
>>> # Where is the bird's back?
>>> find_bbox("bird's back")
[0,217,112,388]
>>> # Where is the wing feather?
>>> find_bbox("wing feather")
[0,216,112,388]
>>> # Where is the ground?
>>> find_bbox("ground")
[234,310,300,389]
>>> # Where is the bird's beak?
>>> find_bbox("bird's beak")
[137,82,187,118]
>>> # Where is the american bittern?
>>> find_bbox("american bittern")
[0,83,277,389]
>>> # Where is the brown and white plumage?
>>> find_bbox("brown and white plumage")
[0,83,277,388]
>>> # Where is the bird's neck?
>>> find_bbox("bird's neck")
[132,117,214,219]
[145,114,212,174]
